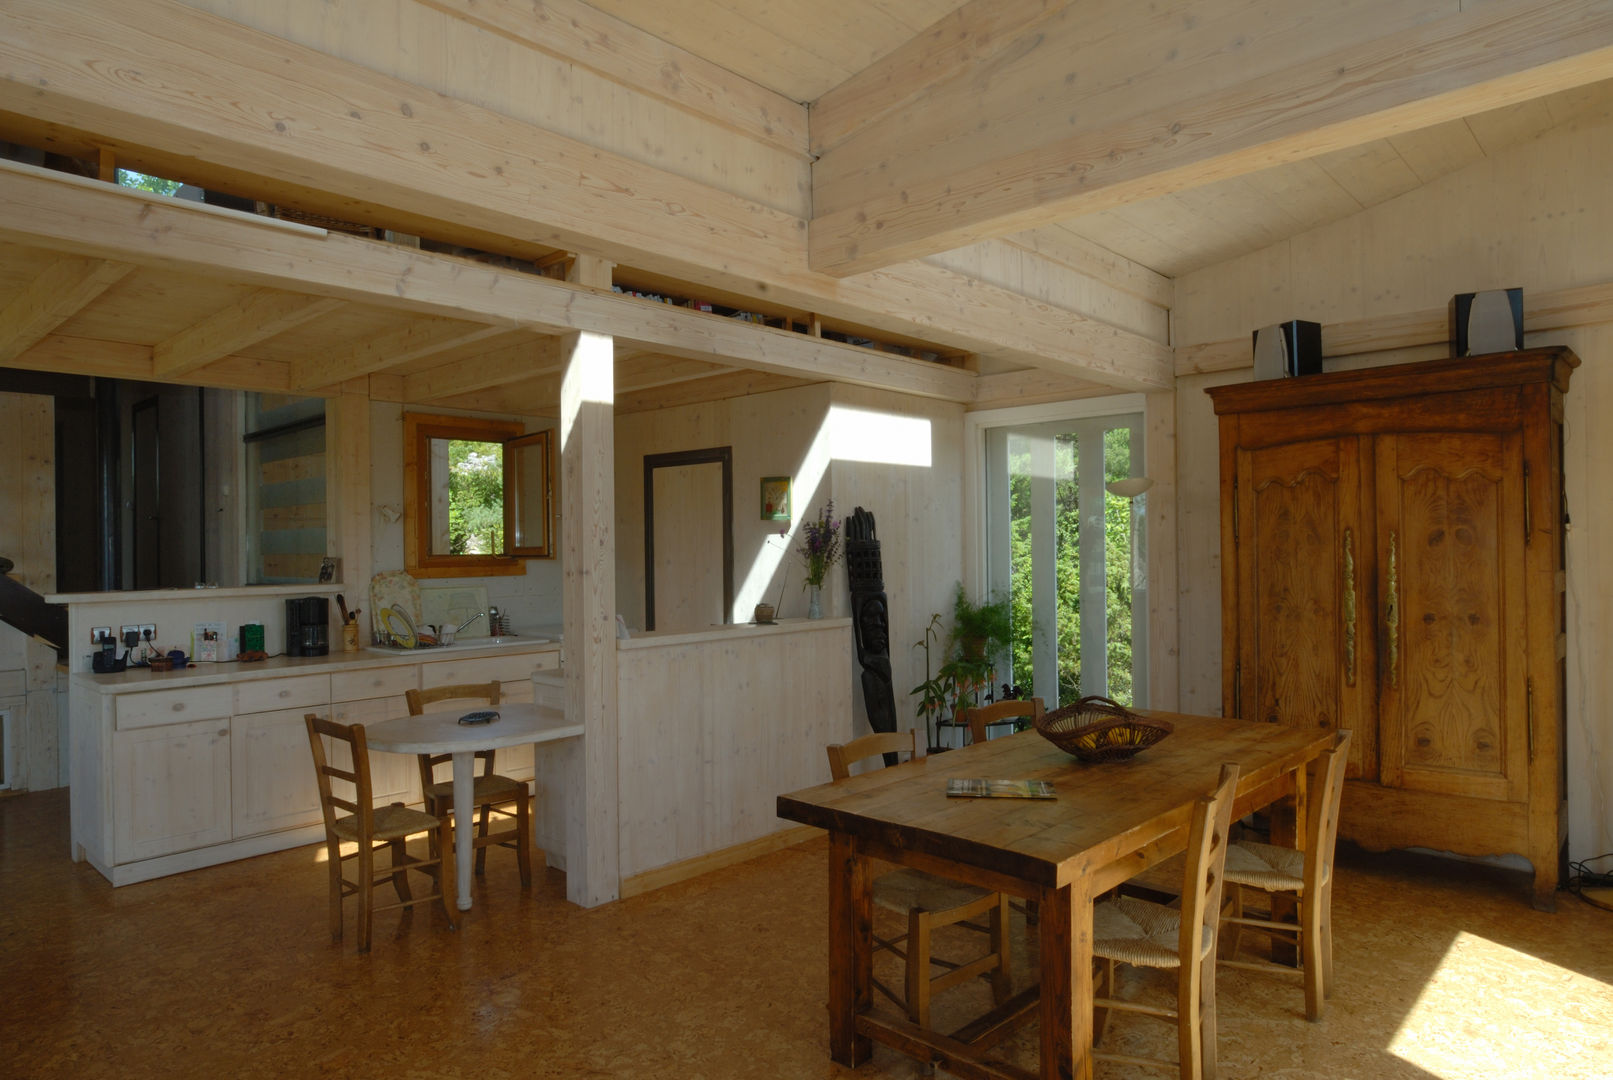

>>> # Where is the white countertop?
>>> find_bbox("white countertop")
[74,639,561,694]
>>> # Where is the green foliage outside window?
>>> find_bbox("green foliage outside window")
[446,439,504,555]
[1006,427,1136,705]
[116,170,183,196]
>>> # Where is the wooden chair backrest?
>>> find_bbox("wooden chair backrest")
[407,682,502,786]
[826,729,916,780]
[306,712,374,838]
[1176,761,1240,1075]
[957,697,1044,744]
[1306,729,1353,896]
[406,682,501,715]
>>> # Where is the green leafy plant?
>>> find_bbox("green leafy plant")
[911,608,1002,750]
[951,583,1012,658]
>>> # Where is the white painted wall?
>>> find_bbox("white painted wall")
[1172,110,1613,861]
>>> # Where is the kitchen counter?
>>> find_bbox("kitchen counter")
[75,638,562,694]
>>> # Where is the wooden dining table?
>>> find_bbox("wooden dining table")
[366,702,583,911]
[776,711,1335,1080]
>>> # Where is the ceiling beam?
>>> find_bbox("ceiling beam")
[152,290,345,379]
[809,0,1613,276]
[0,255,133,365]
[291,318,513,391]
[0,161,980,401]
[401,335,567,403]
[615,354,738,394]
[414,0,807,157]
[0,0,1170,390]
[10,333,291,390]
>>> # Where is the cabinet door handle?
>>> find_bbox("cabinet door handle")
[1385,530,1399,689]
[1343,528,1356,688]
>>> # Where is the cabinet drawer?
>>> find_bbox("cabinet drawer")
[116,686,232,731]
[234,674,330,715]
[421,652,550,688]
[331,666,418,703]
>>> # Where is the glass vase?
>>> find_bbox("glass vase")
[807,584,823,619]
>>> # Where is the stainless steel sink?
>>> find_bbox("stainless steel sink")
[365,635,548,656]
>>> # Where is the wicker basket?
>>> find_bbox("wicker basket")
[1034,695,1173,762]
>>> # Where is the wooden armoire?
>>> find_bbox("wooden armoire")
[1208,348,1575,909]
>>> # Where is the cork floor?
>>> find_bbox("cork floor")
[1,787,1609,1080]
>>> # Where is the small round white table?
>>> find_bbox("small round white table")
[366,702,584,911]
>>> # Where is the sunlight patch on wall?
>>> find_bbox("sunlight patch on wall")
[827,406,931,467]
[1388,930,1608,1077]
[734,416,833,618]
[559,332,614,447]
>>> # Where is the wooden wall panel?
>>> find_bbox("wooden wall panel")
[0,392,57,791]
[1170,114,1613,861]
[614,623,851,880]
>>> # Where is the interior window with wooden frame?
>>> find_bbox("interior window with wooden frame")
[403,412,554,577]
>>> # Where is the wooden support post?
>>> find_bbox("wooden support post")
[567,254,614,290]
[325,392,371,605]
[559,329,619,907]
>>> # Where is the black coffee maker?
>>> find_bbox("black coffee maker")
[285,596,330,656]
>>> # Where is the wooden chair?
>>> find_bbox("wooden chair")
[1091,763,1240,1080]
[958,697,1044,745]
[304,713,456,952]
[407,682,532,887]
[825,730,1013,1028]
[1219,729,1352,1020]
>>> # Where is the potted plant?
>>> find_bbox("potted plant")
[951,583,1012,660]
[911,605,1005,753]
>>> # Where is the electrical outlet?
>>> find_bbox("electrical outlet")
[91,626,111,645]
[120,625,140,645]
[139,623,156,641]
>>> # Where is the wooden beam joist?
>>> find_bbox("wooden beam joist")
[0,161,979,402]
[292,318,512,391]
[11,333,292,391]
[401,335,566,403]
[152,289,345,378]
[415,0,807,157]
[0,0,1170,391]
[809,0,1613,276]
[0,255,133,365]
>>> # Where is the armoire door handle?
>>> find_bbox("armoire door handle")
[1343,528,1356,687]
[1385,530,1399,689]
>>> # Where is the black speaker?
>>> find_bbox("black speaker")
[1251,320,1322,380]
[1450,288,1523,356]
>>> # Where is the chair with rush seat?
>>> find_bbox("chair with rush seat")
[1218,729,1353,1021]
[825,729,1013,1029]
[1091,763,1240,1080]
[304,713,455,952]
[957,697,1044,745]
[408,682,532,887]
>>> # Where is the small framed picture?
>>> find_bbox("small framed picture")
[760,476,791,520]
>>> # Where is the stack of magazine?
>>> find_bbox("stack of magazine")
[945,778,1055,800]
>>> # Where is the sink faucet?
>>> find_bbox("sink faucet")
[456,612,486,633]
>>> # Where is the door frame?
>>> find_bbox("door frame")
[643,446,733,632]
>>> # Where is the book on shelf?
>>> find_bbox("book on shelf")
[945,778,1055,800]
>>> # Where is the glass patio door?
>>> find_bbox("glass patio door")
[983,411,1147,708]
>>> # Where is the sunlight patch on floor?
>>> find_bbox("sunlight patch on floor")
[1388,930,1610,1077]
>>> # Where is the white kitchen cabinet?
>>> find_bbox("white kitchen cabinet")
[113,715,232,862]
[231,706,328,837]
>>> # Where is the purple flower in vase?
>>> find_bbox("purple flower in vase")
[797,499,842,589]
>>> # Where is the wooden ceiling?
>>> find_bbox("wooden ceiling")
[592,3,1613,278]
[3,0,1610,410]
